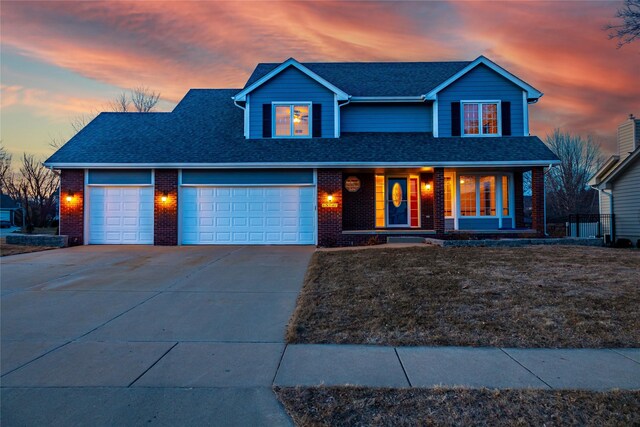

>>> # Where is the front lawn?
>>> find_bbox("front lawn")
[275,386,640,426]
[0,238,57,257]
[286,246,640,347]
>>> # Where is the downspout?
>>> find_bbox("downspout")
[337,97,352,137]
[232,98,247,138]
[592,185,614,243]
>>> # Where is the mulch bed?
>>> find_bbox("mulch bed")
[286,246,640,347]
[275,386,640,426]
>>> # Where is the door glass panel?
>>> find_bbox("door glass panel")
[387,178,408,225]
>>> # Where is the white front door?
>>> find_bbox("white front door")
[181,186,315,245]
[88,186,154,244]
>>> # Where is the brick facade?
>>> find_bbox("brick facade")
[317,169,343,247]
[531,166,545,236]
[433,168,445,234]
[420,172,434,230]
[59,169,84,246]
[513,171,525,228]
[342,173,375,230]
[154,169,179,246]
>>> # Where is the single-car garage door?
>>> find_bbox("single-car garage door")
[87,169,154,244]
[181,186,315,245]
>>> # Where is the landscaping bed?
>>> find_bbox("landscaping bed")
[287,246,640,347]
[275,386,640,426]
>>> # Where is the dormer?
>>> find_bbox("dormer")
[233,58,348,139]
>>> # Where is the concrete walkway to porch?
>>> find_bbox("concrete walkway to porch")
[274,344,640,391]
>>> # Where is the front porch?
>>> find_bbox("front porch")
[317,167,545,247]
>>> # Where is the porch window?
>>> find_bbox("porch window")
[273,103,310,137]
[375,175,385,227]
[462,102,500,136]
[444,175,453,216]
[502,176,510,216]
[459,176,476,216]
[479,176,496,216]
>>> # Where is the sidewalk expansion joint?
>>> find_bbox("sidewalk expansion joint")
[394,347,412,387]
[499,348,553,389]
[127,342,179,387]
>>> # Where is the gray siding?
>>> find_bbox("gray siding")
[617,118,638,158]
[181,169,313,185]
[599,191,611,215]
[502,218,513,228]
[438,64,525,137]
[458,218,500,230]
[613,157,640,242]
[248,66,335,138]
[340,103,432,132]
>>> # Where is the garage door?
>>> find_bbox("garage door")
[88,186,154,244]
[181,186,315,244]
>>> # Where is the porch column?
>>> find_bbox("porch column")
[317,169,343,247]
[59,169,84,246]
[433,168,445,235]
[531,167,545,236]
[513,171,525,228]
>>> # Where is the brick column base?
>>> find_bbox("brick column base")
[317,169,343,247]
[531,167,545,236]
[154,169,178,246]
[433,168,445,235]
[514,171,525,228]
[60,169,84,246]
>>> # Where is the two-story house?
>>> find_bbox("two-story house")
[46,56,559,246]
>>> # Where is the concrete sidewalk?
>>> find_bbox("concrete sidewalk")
[274,344,640,391]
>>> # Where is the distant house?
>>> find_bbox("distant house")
[0,194,20,226]
[589,114,640,245]
[46,56,559,246]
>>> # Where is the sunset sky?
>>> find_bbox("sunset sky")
[1,1,638,159]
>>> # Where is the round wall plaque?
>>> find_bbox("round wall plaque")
[345,176,361,192]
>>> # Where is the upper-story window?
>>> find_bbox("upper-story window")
[273,103,311,137]
[462,101,500,136]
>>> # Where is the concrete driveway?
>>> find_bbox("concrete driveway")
[1,245,314,426]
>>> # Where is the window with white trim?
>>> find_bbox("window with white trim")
[457,174,511,218]
[274,103,310,137]
[462,102,500,136]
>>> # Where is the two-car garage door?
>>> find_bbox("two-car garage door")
[181,186,315,245]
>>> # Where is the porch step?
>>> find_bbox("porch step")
[386,236,426,244]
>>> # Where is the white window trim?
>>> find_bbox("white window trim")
[272,102,312,139]
[460,100,502,137]
[454,172,514,222]
[383,175,421,228]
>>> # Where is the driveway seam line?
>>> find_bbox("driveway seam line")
[394,347,412,387]
[272,344,288,385]
[0,340,73,378]
[499,348,553,389]
[609,349,640,365]
[127,342,179,387]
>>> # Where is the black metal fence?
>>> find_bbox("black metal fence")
[567,214,614,240]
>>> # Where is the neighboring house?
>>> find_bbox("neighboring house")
[0,194,20,226]
[45,56,559,247]
[589,114,640,245]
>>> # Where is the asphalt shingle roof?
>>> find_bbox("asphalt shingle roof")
[46,89,558,166]
[244,61,471,97]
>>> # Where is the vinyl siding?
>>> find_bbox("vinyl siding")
[599,191,611,215]
[438,64,525,137]
[340,103,432,132]
[458,218,500,230]
[248,66,335,138]
[612,157,640,242]
[617,119,639,158]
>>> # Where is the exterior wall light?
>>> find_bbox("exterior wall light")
[425,183,432,191]
[327,194,333,202]
[161,192,168,203]
[66,192,74,202]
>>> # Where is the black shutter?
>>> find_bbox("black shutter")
[451,102,461,136]
[312,104,322,137]
[262,104,272,138]
[501,101,511,136]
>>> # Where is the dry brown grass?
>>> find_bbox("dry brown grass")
[287,246,640,347]
[275,386,640,427]
[0,238,57,257]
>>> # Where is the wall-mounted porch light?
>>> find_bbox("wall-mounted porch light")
[161,192,168,203]
[424,183,432,191]
[327,194,333,202]
[66,192,74,202]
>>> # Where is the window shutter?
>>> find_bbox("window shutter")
[312,104,322,137]
[501,102,511,136]
[451,102,461,136]
[262,104,272,138]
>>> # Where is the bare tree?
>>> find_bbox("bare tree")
[544,129,603,218]
[0,142,11,189]
[605,0,640,47]
[130,86,160,112]
[107,92,130,113]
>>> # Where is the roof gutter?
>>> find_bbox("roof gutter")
[349,96,425,103]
